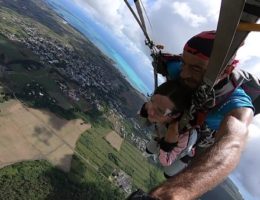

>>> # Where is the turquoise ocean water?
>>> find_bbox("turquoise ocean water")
[45,0,150,95]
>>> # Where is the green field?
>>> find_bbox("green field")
[72,124,165,192]
[0,6,73,47]
[0,35,35,61]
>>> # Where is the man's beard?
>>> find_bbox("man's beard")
[179,78,198,93]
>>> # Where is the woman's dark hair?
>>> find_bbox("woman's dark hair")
[139,103,148,118]
[154,80,192,112]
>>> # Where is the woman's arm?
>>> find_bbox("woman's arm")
[159,121,192,166]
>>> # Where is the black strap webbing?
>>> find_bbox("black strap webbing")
[244,3,260,17]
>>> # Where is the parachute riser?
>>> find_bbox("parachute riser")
[123,0,153,46]
[124,0,164,90]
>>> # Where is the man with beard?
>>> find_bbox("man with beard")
[146,31,254,200]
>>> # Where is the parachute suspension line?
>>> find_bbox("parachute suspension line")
[153,67,158,89]
[133,0,154,37]
[124,0,161,89]
[133,0,159,89]
[134,0,147,33]
[123,0,153,48]
[132,0,159,54]
[139,0,153,33]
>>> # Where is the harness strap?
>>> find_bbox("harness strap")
[196,111,208,127]
[192,76,241,129]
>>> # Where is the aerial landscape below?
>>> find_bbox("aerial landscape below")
[0,0,245,199]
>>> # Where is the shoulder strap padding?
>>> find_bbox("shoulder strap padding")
[231,69,260,114]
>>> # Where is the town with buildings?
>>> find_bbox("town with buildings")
[0,7,152,155]
[111,169,132,195]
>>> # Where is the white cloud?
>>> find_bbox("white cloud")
[232,115,260,199]
[72,0,222,55]
[73,0,144,52]
[129,0,219,54]
[237,32,260,76]
[237,32,259,60]
[171,2,207,27]
[196,0,221,21]
[239,59,260,77]
[237,32,260,77]
[74,0,124,34]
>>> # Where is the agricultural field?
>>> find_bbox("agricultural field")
[72,125,165,192]
[0,99,164,195]
[0,99,91,172]
[104,131,124,151]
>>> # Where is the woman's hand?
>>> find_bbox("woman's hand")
[165,121,179,143]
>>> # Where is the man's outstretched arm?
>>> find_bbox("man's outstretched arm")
[149,107,253,200]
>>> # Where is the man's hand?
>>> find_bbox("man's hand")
[149,107,253,200]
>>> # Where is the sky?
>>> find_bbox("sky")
[69,0,260,199]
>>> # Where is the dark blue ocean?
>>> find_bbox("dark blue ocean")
[45,0,151,95]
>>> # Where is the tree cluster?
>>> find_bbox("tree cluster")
[0,160,124,200]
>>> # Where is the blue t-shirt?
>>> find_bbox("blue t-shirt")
[167,60,182,80]
[166,61,254,131]
[205,87,254,130]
